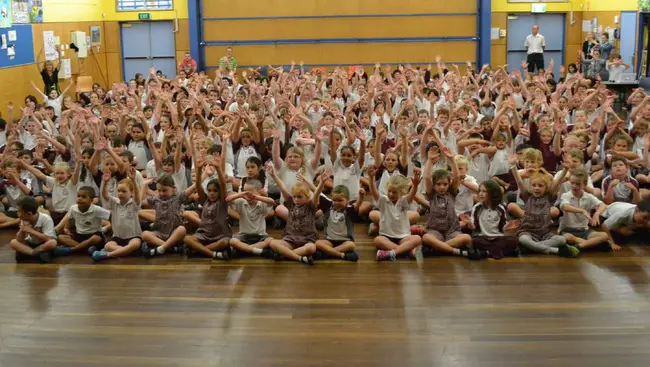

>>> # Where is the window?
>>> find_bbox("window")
[117,0,173,11]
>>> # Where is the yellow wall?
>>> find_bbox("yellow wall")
[492,0,584,13]
[43,0,103,22]
[586,0,637,11]
[101,0,188,21]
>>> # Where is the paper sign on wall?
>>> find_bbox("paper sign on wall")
[60,58,71,79]
[7,29,15,41]
[43,30,57,60]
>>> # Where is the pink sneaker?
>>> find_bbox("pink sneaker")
[368,223,379,236]
[410,225,424,236]
[376,250,396,261]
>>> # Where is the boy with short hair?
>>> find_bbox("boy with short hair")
[227,178,275,258]
[601,197,650,249]
[56,186,111,256]
[10,197,57,263]
[559,168,610,250]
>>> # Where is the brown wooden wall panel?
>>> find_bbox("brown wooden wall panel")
[203,0,477,18]
[203,16,477,41]
[205,42,476,67]
[175,18,190,52]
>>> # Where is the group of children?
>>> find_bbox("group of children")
[2,58,650,265]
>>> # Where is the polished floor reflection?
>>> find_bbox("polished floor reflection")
[1,227,650,367]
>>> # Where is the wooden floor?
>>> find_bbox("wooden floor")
[1,226,650,367]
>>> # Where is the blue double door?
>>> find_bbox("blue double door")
[507,13,565,77]
[121,21,177,80]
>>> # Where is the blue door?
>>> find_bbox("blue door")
[507,14,565,78]
[619,11,637,73]
[121,21,176,80]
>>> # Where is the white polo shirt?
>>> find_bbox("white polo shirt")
[525,33,546,54]
[559,191,602,231]
[68,204,111,235]
[24,213,56,245]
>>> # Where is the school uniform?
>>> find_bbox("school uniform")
[23,213,56,247]
[105,196,142,245]
[470,203,518,259]
[67,204,111,243]
[319,195,356,244]
[378,195,411,242]
[559,191,602,238]
[232,198,273,244]
[45,176,76,224]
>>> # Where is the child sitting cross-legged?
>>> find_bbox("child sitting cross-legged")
[56,186,111,256]
[10,196,57,263]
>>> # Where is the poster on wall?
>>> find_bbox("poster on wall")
[43,30,57,61]
[0,0,12,28]
[90,26,101,46]
[12,0,29,24]
[29,0,43,23]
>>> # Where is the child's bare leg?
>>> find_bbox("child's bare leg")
[270,239,301,261]
[275,205,289,221]
[74,235,103,252]
[205,238,230,252]
[184,235,215,258]
[0,213,20,228]
[315,239,344,258]
[447,233,472,248]
[369,210,380,224]
[142,230,165,247]
[11,239,56,256]
[106,238,141,257]
[334,241,355,253]
[394,235,422,255]
[228,208,240,221]
[641,188,650,200]
[374,236,398,250]
[57,235,80,248]
[574,231,610,249]
[292,242,316,257]
[160,226,187,250]
[230,237,272,254]
[407,210,420,225]
[358,201,372,217]
[423,233,454,254]
[265,210,275,220]
[507,203,524,218]
[139,209,156,223]
[182,211,201,227]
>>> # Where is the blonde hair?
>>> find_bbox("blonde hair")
[387,174,410,195]
[454,155,469,168]
[530,168,552,190]
[53,162,72,174]
[521,148,543,164]
[118,178,136,193]
[286,146,306,173]
[291,182,311,198]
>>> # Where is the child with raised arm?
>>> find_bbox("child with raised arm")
[367,166,422,262]
[267,162,323,265]
[183,155,232,260]
[93,166,143,261]
[509,153,579,257]
[141,174,195,258]
[559,168,610,251]
[227,178,275,258]
[56,186,111,256]
[314,185,362,262]
[421,148,473,257]
[10,197,57,263]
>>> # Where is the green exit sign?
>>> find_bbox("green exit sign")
[138,13,151,20]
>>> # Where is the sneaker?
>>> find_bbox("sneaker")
[261,248,275,259]
[141,243,156,258]
[37,251,53,264]
[273,252,284,261]
[343,251,359,262]
[503,219,521,232]
[87,246,97,256]
[92,249,110,262]
[171,244,184,254]
[558,244,580,258]
[376,250,396,262]
[368,223,379,236]
[300,256,314,265]
[466,248,483,261]
[54,246,72,257]
[410,225,424,236]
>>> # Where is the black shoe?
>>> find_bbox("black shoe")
[300,256,314,265]
[273,252,284,261]
[15,252,30,262]
[558,244,580,258]
[595,241,613,252]
[261,248,274,259]
[312,250,327,261]
[343,251,359,262]
[421,246,436,257]
[170,244,184,254]
[141,243,156,258]
[37,251,53,263]
[87,246,97,256]
[466,248,483,261]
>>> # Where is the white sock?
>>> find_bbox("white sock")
[212,251,218,258]
[216,252,225,259]
[389,250,396,257]
[452,248,461,255]
[251,248,263,255]
[156,246,165,254]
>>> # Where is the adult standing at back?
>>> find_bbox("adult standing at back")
[219,47,238,72]
[524,24,546,74]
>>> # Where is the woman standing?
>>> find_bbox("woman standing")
[36,46,61,94]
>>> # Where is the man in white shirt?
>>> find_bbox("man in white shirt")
[524,24,546,73]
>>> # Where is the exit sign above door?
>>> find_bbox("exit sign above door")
[531,3,547,12]
[138,13,151,20]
